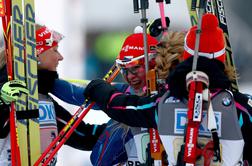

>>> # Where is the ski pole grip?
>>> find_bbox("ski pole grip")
[133,0,139,13]
[186,71,209,90]
[191,0,197,11]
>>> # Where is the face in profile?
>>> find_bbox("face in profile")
[37,46,63,71]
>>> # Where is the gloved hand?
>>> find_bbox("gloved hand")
[84,79,118,110]
[0,80,28,105]
[147,17,170,37]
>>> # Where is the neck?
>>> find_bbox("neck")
[133,86,146,96]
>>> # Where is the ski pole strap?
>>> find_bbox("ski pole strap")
[16,109,39,120]
[184,71,209,165]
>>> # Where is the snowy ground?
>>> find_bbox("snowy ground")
[54,83,252,166]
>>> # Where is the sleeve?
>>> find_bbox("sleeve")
[233,91,252,164]
[52,99,106,151]
[51,79,85,105]
[84,79,159,128]
[51,79,127,110]
[105,93,159,129]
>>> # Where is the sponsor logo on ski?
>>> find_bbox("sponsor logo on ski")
[174,109,222,136]
[205,0,213,13]
[216,0,227,25]
[25,3,39,109]
[13,3,26,111]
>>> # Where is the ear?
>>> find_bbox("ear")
[37,55,42,65]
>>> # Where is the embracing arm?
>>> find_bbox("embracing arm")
[51,79,85,105]
[84,79,159,129]
[51,79,129,108]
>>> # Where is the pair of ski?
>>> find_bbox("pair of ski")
[1,1,120,165]
[1,0,39,165]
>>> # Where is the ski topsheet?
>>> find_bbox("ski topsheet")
[12,0,29,165]
[209,0,239,91]
[24,0,41,164]
[12,0,41,165]
[1,0,22,165]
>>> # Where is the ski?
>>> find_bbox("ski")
[210,0,238,91]
[186,0,199,26]
[1,0,22,165]
[12,0,30,165]
[12,0,41,165]
[23,0,41,165]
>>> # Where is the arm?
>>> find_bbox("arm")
[233,91,252,164]
[84,79,159,129]
[51,79,128,108]
[51,79,85,106]
[52,99,106,150]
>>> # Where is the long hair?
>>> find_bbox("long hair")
[224,60,238,82]
[155,31,185,79]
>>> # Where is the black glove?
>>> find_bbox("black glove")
[84,79,118,110]
[147,17,170,37]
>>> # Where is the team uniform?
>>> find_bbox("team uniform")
[84,56,252,165]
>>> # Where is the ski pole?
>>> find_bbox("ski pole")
[41,66,120,166]
[183,0,208,165]
[1,0,22,165]
[34,63,120,166]
[156,0,170,36]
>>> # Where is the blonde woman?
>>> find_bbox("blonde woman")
[0,25,106,166]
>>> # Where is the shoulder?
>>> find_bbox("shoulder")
[233,91,252,115]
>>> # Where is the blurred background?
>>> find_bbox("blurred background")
[1,0,251,165]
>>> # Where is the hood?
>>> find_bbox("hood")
[167,56,231,99]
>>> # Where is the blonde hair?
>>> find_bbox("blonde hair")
[155,31,185,79]
[224,62,238,82]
